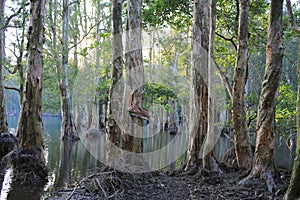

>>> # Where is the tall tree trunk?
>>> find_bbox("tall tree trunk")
[284,36,300,200]
[203,0,220,171]
[241,0,283,192]
[107,0,123,145]
[60,0,78,140]
[283,1,300,199]
[17,0,46,148]
[232,0,253,170]
[185,0,209,172]
[121,0,145,153]
[0,0,8,134]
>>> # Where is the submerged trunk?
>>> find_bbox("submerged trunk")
[60,0,77,140]
[0,0,8,134]
[232,0,253,170]
[17,0,46,148]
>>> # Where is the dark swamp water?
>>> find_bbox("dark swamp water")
[0,115,292,200]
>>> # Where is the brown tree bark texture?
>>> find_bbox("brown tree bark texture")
[252,0,283,178]
[232,0,253,170]
[17,0,46,148]
[107,0,123,146]
[185,0,210,170]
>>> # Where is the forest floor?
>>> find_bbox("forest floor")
[45,164,290,200]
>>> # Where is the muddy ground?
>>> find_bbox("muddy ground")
[45,164,290,200]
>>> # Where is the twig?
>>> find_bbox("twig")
[0,3,30,31]
[68,16,111,50]
[66,171,114,200]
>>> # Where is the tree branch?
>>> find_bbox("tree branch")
[215,32,237,50]
[214,61,233,100]
[68,16,111,50]
[286,0,300,34]
[0,3,30,31]
[4,86,20,93]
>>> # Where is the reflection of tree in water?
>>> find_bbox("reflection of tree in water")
[54,140,76,190]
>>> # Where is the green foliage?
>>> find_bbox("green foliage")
[142,0,192,31]
[144,82,177,112]
[276,82,297,136]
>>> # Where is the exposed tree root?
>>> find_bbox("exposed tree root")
[66,167,158,200]
[3,147,48,185]
[0,133,18,158]
[239,170,277,193]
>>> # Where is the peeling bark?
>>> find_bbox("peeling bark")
[107,0,123,146]
[232,0,253,170]
[17,0,46,148]
[240,0,283,193]
[121,0,144,153]
[185,0,210,171]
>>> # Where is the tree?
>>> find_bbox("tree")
[232,0,252,170]
[185,0,210,171]
[60,0,78,140]
[16,0,46,148]
[240,0,283,192]
[121,0,146,153]
[283,1,300,199]
[0,0,8,134]
[106,0,123,145]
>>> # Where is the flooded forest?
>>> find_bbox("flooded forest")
[0,0,300,199]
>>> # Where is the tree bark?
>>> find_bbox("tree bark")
[232,0,253,170]
[284,37,300,200]
[185,0,210,171]
[121,0,144,153]
[60,0,78,140]
[283,1,300,199]
[244,0,283,192]
[0,0,8,134]
[107,0,123,146]
[17,0,46,148]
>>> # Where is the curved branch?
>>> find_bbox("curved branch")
[215,32,237,50]
[4,86,20,93]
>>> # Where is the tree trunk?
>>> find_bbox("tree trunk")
[283,37,300,200]
[247,0,283,192]
[203,0,220,172]
[0,0,8,134]
[121,0,145,153]
[60,0,78,140]
[283,1,300,199]
[107,0,123,146]
[17,0,46,148]
[232,0,253,170]
[185,0,209,171]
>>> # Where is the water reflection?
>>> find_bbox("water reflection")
[53,141,76,190]
[0,115,293,199]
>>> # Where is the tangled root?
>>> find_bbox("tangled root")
[4,147,48,185]
[0,133,18,158]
